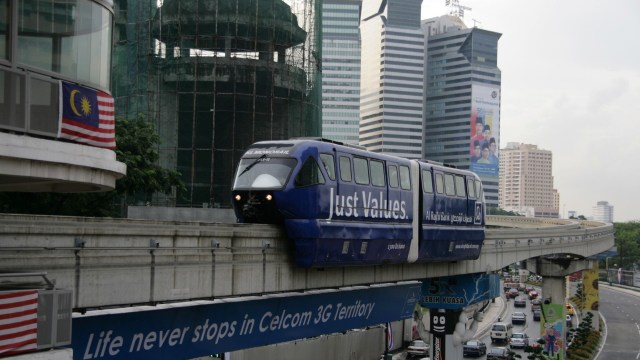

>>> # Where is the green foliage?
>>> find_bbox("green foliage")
[611,221,640,270]
[488,207,523,216]
[0,114,184,217]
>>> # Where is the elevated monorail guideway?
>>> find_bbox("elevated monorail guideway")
[0,214,613,359]
[0,213,614,309]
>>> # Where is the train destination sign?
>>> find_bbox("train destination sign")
[72,282,421,360]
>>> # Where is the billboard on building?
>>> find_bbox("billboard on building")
[469,84,500,177]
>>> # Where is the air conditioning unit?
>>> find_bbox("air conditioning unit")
[37,289,73,349]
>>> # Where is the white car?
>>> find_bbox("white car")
[407,340,429,358]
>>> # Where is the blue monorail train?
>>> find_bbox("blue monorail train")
[231,138,485,267]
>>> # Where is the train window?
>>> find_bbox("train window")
[320,153,336,181]
[388,165,399,188]
[294,157,325,187]
[399,165,411,190]
[435,173,444,194]
[444,174,456,196]
[467,178,476,199]
[422,170,433,193]
[339,156,352,182]
[475,180,483,200]
[370,160,385,187]
[354,157,370,185]
[455,175,466,197]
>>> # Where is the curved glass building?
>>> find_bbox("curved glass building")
[113,0,321,208]
[0,0,125,192]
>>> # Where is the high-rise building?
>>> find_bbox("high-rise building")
[592,201,614,223]
[359,0,424,158]
[499,143,559,218]
[422,16,502,207]
[321,0,361,145]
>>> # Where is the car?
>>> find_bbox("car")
[511,311,527,325]
[509,332,530,349]
[463,339,487,357]
[506,288,519,299]
[407,340,429,358]
[513,297,527,307]
[528,290,539,299]
[531,297,542,310]
[532,310,541,321]
[486,346,513,360]
[517,283,526,291]
[524,286,535,294]
[566,315,572,327]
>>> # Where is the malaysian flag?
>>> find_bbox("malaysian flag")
[0,290,38,356]
[59,81,116,149]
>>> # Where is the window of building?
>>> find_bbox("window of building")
[17,0,113,89]
[0,0,7,60]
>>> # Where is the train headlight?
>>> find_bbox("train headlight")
[265,194,273,201]
[234,194,241,201]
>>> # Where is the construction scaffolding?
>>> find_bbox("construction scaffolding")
[111,0,321,209]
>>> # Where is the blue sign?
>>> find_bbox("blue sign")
[420,273,500,309]
[72,283,421,360]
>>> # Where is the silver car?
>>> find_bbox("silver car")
[509,332,529,349]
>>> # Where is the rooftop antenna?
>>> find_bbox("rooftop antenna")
[445,0,472,19]
[472,19,481,28]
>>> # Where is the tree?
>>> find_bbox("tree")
[488,207,523,216]
[0,114,184,217]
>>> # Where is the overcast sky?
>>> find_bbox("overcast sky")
[421,0,640,222]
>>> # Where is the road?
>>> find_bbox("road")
[597,285,640,359]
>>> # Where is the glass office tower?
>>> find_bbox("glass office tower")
[422,15,501,206]
[320,0,361,145]
[359,0,424,158]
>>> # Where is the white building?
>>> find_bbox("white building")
[499,142,559,218]
[592,201,614,223]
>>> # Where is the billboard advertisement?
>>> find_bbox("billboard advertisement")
[72,283,421,360]
[420,273,500,309]
[540,303,565,360]
[469,84,500,177]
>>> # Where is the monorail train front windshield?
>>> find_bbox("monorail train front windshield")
[233,157,296,190]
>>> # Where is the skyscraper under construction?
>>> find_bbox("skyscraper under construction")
[112,0,321,209]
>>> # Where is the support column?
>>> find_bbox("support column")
[531,258,594,360]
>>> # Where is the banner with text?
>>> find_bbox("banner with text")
[72,283,421,360]
[420,273,500,309]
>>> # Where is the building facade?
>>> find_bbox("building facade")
[321,0,361,145]
[592,201,614,223]
[499,142,559,218]
[359,0,424,158]
[112,0,322,208]
[0,0,125,193]
[422,16,502,206]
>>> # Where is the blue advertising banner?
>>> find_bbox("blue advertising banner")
[72,283,421,360]
[420,273,500,309]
